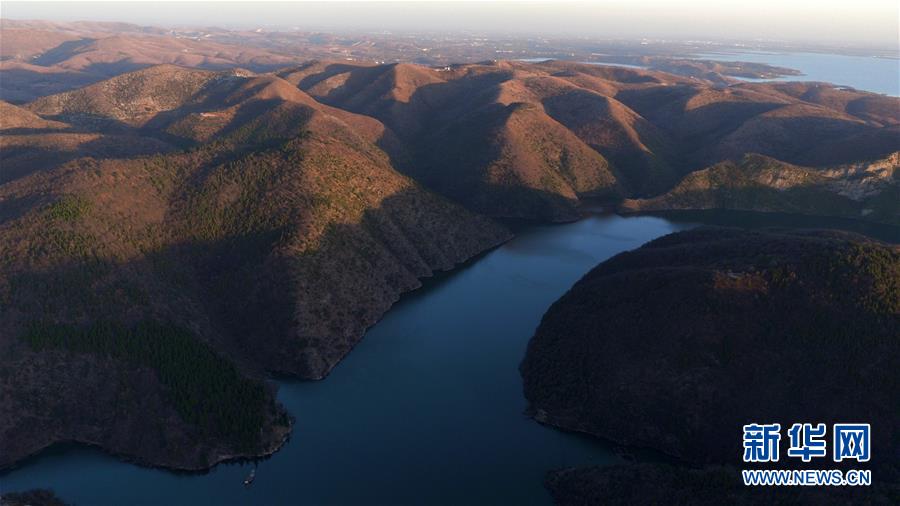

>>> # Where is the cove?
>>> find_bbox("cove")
[2,211,896,505]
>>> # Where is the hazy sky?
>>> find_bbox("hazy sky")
[4,1,899,48]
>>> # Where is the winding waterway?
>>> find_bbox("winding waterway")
[2,211,897,505]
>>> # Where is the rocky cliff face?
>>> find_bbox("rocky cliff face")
[623,152,900,225]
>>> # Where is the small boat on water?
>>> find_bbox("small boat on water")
[243,468,256,487]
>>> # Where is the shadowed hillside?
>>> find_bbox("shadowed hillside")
[283,60,899,219]
[0,20,299,103]
[7,58,898,222]
[623,152,900,225]
[0,65,510,470]
[521,228,900,503]
[282,61,627,219]
[1,54,898,475]
[0,99,177,184]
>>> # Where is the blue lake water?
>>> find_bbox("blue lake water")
[519,58,649,71]
[527,50,899,96]
[0,214,688,505]
[2,211,897,505]
[693,50,900,96]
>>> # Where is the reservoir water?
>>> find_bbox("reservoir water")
[693,50,900,97]
[1,211,897,504]
[527,50,899,96]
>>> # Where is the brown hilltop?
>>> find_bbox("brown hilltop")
[2,63,510,375]
[0,20,300,103]
[0,27,72,58]
[7,19,895,217]
[7,58,899,223]
[535,83,677,195]
[21,64,392,142]
[31,34,293,72]
[1,64,406,187]
[623,152,900,225]
[0,100,69,131]
[759,81,900,126]
[284,59,898,218]
[289,60,631,219]
[26,64,238,127]
[0,60,100,104]
[0,63,510,469]
[1,53,899,473]
[1,97,176,184]
[0,19,295,74]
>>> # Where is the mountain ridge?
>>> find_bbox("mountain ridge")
[0,62,511,469]
[1,55,898,473]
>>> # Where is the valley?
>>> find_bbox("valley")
[0,17,898,506]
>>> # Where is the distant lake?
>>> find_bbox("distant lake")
[519,58,648,70]
[693,50,900,96]
[523,51,899,97]
[2,211,897,505]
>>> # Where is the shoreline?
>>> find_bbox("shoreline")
[0,228,514,476]
[0,419,293,477]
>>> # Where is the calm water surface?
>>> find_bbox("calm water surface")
[531,50,899,96]
[694,50,900,96]
[0,214,687,505]
[2,212,897,505]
